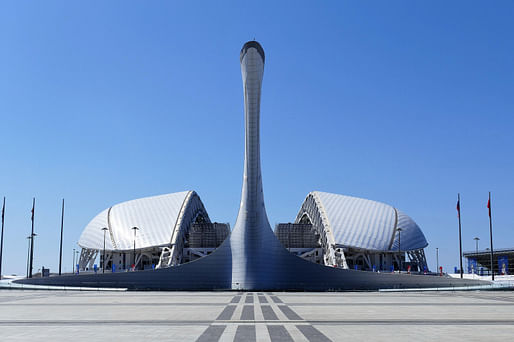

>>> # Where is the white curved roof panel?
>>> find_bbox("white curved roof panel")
[304,191,427,251]
[77,208,114,250]
[390,209,428,251]
[78,191,194,251]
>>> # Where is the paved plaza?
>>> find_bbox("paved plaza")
[0,289,514,341]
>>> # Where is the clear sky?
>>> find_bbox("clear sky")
[1,1,513,275]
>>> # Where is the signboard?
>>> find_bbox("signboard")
[468,258,477,274]
[498,256,508,275]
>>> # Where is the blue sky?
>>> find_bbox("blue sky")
[0,1,513,275]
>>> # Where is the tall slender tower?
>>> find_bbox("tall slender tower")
[14,41,490,292]
[230,41,282,289]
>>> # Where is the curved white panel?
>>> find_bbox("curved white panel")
[390,209,428,251]
[77,208,114,250]
[297,191,428,251]
[78,191,194,251]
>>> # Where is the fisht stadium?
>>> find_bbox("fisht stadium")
[17,41,486,290]
[77,191,428,275]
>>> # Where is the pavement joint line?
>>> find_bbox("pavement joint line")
[254,299,265,321]
[218,323,237,342]
[263,293,289,321]
[231,295,245,320]
[285,302,514,306]
[256,322,272,342]
[284,324,310,342]
[2,319,514,325]
[0,303,231,306]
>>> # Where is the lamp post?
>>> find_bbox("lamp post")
[132,226,139,270]
[436,247,439,275]
[29,198,35,278]
[72,248,76,274]
[101,227,108,273]
[474,237,480,275]
[396,227,402,273]
[76,250,79,272]
[26,233,37,278]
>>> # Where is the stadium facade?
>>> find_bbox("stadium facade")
[77,190,428,275]
[77,191,229,271]
[17,41,486,290]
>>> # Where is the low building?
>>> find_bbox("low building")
[464,248,513,276]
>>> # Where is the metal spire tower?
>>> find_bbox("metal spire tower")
[230,41,282,289]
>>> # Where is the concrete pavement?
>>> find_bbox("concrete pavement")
[0,290,513,341]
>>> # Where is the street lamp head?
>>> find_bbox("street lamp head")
[132,226,139,231]
[474,237,480,241]
[396,227,402,232]
[101,227,108,231]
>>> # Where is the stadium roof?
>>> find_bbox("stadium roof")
[296,191,428,251]
[78,191,209,251]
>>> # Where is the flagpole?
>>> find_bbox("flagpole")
[0,197,5,279]
[456,193,463,278]
[59,199,65,276]
[488,192,494,281]
[29,198,35,278]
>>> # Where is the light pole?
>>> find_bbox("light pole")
[132,226,139,270]
[75,250,79,272]
[29,198,35,278]
[27,233,37,278]
[101,227,108,273]
[72,248,76,274]
[474,237,480,275]
[436,247,439,275]
[396,227,402,273]
[58,199,65,276]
